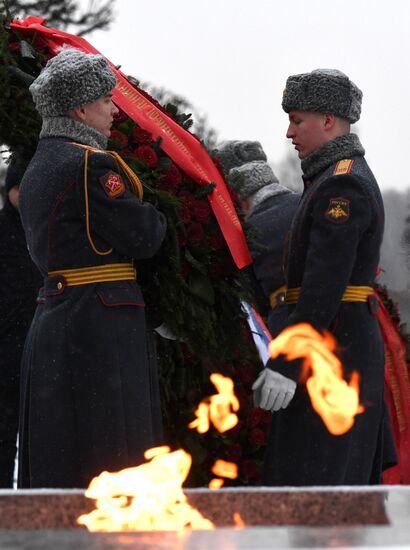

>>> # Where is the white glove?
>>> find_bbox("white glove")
[252,368,296,412]
[154,323,177,340]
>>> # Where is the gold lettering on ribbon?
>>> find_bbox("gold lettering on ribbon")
[146,108,212,182]
[147,108,188,150]
[116,81,149,111]
[116,81,243,233]
[216,192,240,227]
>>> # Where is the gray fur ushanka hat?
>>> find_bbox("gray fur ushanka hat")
[215,140,267,174]
[228,161,279,201]
[30,48,117,117]
[282,69,362,123]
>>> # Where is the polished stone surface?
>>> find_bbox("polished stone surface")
[0,486,398,529]
[1,525,410,549]
[0,486,409,548]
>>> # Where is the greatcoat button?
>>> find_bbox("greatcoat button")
[57,282,63,290]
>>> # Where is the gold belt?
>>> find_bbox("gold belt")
[269,285,287,309]
[48,263,136,287]
[285,285,374,305]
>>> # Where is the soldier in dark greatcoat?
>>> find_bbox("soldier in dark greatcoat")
[253,69,395,485]
[0,160,41,487]
[215,141,300,337]
[227,159,300,337]
[18,49,167,488]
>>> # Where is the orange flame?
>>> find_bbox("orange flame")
[234,512,245,528]
[211,459,238,479]
[208,478,224,490]
[188,373,239,433]
[78,373,242,532]
[208,459,238,489]
[269,323,364,435]
[77,446,214,532]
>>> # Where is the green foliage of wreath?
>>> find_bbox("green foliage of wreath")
[0,18,271,486]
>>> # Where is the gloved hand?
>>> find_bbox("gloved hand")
[252,368,296,412]
[154,323,177,340]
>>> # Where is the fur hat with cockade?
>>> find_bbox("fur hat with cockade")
[29,48,117,117]
[215,140,267,175]
[282,68,362,123]
[228,160,279,201]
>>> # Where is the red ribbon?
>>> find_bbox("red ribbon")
[375,292,410,484]
[11,16,252,269]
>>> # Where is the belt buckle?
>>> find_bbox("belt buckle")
[276,291,286,307]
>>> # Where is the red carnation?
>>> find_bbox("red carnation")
[161,164,182,185]
[248,427,266,447]
[158,164,182,194]
[110,129,128,149]
[247,407,263,428]
[178,190,196,208]
[113,108,129,124]
[187,223,205,243]
[132,126,153,145]
[193,200,211,224]
[133,145,158,168]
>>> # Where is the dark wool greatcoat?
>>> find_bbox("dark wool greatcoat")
[0,197,41,487]
[264,145,394,486]
[18,136,167,488]
[246,190,300,337]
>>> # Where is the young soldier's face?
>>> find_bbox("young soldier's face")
[82,93,119,137]
[286,110,328,159]
[8,186,19,210]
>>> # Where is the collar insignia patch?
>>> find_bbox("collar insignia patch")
[100,171,125,198]
[325,197,350,224]
[333,159,354,176]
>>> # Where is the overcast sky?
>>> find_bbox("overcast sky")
[80,0,410,193]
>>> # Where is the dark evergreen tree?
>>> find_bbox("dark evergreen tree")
[0,0,115,164]
[1,0,114,36]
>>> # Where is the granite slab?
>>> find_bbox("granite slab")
[0,486,399,529]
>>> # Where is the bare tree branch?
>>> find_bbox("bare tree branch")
[2,0,115,36]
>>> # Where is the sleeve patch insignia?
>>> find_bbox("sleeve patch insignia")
[325,197,350,224]
[333,159,354,176]
[99,171,125,198]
